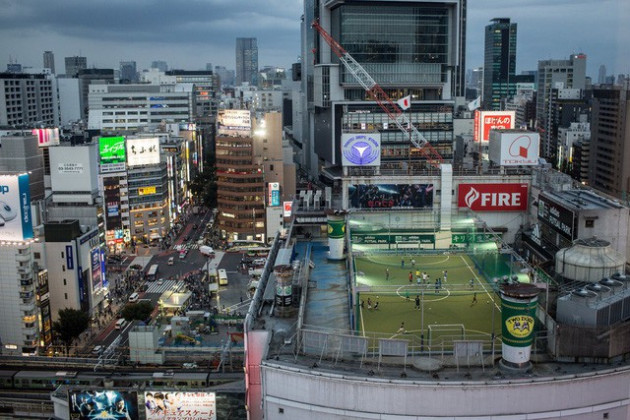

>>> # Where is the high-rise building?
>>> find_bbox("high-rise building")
[0,72,59,126]
[482,18,517,110]
[88,82,194,131]
[214,66,235,87]
[119,61,138,83]
[598,64,607,84]
[536,54,587,158]
[236,38,258,86]
[64,56,87,77]
[589,84,630,199]
[151,61,168,72]
[215,109,265,241]
[43,51,55,74]
[299,0,466,176]
[78,68,115,122]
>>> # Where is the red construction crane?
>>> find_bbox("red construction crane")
[312,20,444,168]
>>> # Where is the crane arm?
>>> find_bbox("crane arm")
[312,20,443,167]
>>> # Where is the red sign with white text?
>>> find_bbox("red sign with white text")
[458,183,528,211]
[474,110,515,142]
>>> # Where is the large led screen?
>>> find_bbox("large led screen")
[103,177,122,230]
[144,391,216,420]
[126,137,160,167]
[99,136,127,173]
[69,390,138,420]
[348,184,434,209]
[0,174,33,241]
[91,248,102,291]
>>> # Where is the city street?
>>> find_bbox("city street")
[86,209,253,358]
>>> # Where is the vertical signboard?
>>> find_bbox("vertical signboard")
[283,201,293,218]
[91,248,102,291]
[268,183,280,207]
[103,176,122,231]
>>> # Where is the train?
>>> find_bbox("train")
[0,369,242,391]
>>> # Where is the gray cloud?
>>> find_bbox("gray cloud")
[0,0,628,78]
[467,0,630,76]
[0,0,302,70]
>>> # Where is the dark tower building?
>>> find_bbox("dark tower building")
[236,38,259,87]
[483,18,517,110]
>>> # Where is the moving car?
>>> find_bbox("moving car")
[167,256,175,265]
[200,245,215,257]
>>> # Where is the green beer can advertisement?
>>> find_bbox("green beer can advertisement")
[328,219,346,239]
[501,296,538,347]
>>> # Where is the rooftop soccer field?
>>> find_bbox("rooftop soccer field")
[354,253,503,350]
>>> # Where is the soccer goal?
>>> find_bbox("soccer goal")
[428,324,466,348]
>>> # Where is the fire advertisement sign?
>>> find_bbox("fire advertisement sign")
[474,110,515,142]
[458,183,528,212]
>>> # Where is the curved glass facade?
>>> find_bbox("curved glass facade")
[332,4,450,86]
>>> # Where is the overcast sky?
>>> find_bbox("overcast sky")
[0,0,628,78]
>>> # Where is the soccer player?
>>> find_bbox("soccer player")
[471,292,478,305]
[385,268,390,281]
[415,295,420,310]
[408,271,413,284]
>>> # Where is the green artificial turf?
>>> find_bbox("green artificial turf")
[355,254,502,350]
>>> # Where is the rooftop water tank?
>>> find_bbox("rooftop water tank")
[555,238,626,283]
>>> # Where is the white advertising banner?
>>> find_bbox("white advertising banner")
[490,131,540,166]
[144,391,216,420]
[126,137,160,166]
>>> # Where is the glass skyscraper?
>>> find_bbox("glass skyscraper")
[236,37,259,86]
[482,18,517,110]
[301,0,466,176]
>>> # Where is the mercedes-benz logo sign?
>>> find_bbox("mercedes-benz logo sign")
[343,135,380,165]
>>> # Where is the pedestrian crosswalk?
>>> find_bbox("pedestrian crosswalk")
[174,243,200,251]
[144,279,182,294]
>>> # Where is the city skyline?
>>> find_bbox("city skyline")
[0,0,628,77]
